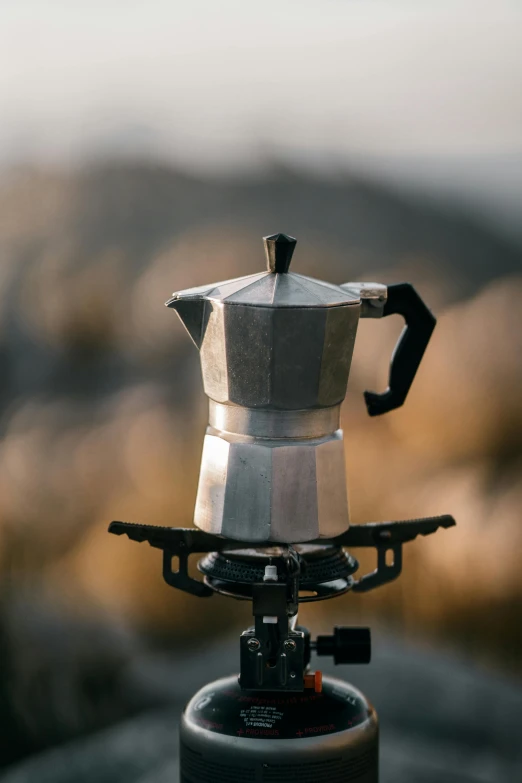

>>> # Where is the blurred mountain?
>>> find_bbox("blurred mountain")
[0,161,519,405]
[2,161,520,287]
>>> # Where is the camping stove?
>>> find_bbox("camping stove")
[109,233,455,782]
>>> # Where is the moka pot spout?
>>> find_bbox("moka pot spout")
[166,293,206,349]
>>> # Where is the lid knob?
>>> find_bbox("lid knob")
[263,233,297,274]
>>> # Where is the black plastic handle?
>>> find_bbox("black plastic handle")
[364,283,436,416]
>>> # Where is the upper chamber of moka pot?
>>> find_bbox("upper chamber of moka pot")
[166,234,435,543]
[167,234,362,410]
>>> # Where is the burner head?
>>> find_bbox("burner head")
[198,544,358,602]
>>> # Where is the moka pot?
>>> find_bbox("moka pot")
[167,234,435,543]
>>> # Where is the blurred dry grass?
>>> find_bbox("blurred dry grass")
[0,162,520,674]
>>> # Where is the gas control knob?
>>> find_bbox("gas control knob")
[315,626,371,665]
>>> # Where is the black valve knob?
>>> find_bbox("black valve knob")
[315,626,371,665]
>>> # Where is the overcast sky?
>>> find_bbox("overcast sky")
[1,0,521,231]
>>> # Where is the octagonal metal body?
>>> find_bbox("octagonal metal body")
[166,235,369,542]
[197,300,360,410]
[195,418,349,542]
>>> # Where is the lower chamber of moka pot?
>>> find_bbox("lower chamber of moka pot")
[180,675,378,783]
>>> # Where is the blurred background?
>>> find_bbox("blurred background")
[0,0,521,777]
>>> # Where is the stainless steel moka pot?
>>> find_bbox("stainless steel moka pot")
[167,233,435,543]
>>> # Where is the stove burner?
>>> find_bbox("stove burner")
[198,544,359,602]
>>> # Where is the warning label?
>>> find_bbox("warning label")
[185,677,370,740]
[240,705,285,733]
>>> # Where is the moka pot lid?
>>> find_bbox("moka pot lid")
[166,233,361,309]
